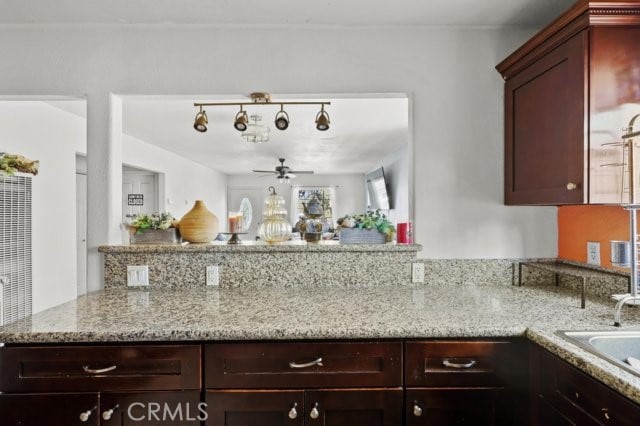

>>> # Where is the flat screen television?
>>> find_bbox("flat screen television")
[366,167,392,210]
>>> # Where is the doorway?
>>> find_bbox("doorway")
[122,168,160,223]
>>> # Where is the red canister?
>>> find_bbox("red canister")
[396,222,413,244]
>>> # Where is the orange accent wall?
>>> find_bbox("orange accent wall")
[558,205,629,268]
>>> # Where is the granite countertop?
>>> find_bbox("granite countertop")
[98,242,422,253]
[0,283,639,404]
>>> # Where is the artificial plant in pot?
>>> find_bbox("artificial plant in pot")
[125,212,181,244]
[337,209,395,244]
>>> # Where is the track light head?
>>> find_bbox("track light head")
[234,109,249,132]
[274,106,289,131]
[193,109,208,133]
[315,105,330,131]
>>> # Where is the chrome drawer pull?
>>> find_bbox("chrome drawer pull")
[442,359,476,369]
[83,365,117,374]
[289,357,323,369]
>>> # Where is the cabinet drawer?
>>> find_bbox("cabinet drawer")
[205,341,402,389]
[540,350,640,426]
[405,340,513,387]
[0,344,201,392]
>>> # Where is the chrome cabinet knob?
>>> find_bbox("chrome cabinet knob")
[567,182,578,190]
[413,402,423,417]
[102,404,119,421]
[288,403,298,419]
[310,403,320,419]
[80,410,93,423]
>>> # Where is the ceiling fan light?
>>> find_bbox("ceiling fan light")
[193,110,208,132]
[315,106,330,131]
[274,109,290,131]
[234,110,249,132]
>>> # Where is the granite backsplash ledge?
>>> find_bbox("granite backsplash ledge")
[99,243,422,288]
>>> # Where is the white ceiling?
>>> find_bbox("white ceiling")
[121,95,409,175]
[0,0,575,27]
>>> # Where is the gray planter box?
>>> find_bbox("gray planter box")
[129,228,181,245]
[339,228,387,244]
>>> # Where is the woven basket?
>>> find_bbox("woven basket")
[339,228,387,244]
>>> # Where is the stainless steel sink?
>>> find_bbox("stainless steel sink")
[556,330,640,378]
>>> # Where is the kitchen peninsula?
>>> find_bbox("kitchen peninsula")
[1,275,640,425]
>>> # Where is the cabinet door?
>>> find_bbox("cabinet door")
[100,391,202,425]
[406,388,505,426]
[206,390,304,426]
[537,395,580,426]
[0,393,99,425]
[305,389,402,426]
[504,31,587,205]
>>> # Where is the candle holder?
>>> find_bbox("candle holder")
[218,232,247,245]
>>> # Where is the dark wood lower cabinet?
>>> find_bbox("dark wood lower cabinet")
[0,393,100,426]
[206,389,402,426]
[206,390,305,426]
[406,388,505,426]
[101,391,202,425]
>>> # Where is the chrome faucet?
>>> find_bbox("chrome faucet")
[614,294,640,327]
[614,113,640,327]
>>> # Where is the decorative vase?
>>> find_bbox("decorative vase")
[258,187,291,243]
[178,200,219,243]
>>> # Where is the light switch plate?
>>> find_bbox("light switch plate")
[206,265,220,286]
[412,262,425,283]
[587,242,601,266]
[127,265,149,286]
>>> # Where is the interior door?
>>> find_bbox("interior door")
[226,187,263,241]
[122,172,158,222]
[75,173,87,296]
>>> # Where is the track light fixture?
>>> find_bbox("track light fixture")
[315,105,330,131]
[234,107,249,132]
[274,105,290,131]
[192,93,330,136]
[193,107,208,133]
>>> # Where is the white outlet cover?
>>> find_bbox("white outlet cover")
[127,265,149,286]
[412,262,425,283]
[206,265,220,286]
[587,241,601,266]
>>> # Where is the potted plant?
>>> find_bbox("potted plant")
[337,209,395,244]
[0,153,39,176]
[125,212,181,244]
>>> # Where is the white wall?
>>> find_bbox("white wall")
[228,173,365,223]
[0,25,557,279]
[123,134,227,223]
[0,101,86,313]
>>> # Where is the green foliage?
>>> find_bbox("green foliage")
[0,153,39,176]
[338,209,395,237]
[130,213,175,234]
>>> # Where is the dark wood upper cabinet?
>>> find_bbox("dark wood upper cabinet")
[496,1,640,205]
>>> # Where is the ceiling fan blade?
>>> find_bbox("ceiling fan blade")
[286,173,297,178]
[289,171,314,174]
[252,170,277,173]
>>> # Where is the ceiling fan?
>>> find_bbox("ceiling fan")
[252,158,314,181]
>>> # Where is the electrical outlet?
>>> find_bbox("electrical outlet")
[412,262,425,283]
[206,265,220,286]
[127,265,149,286]
[587,242,601,265]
